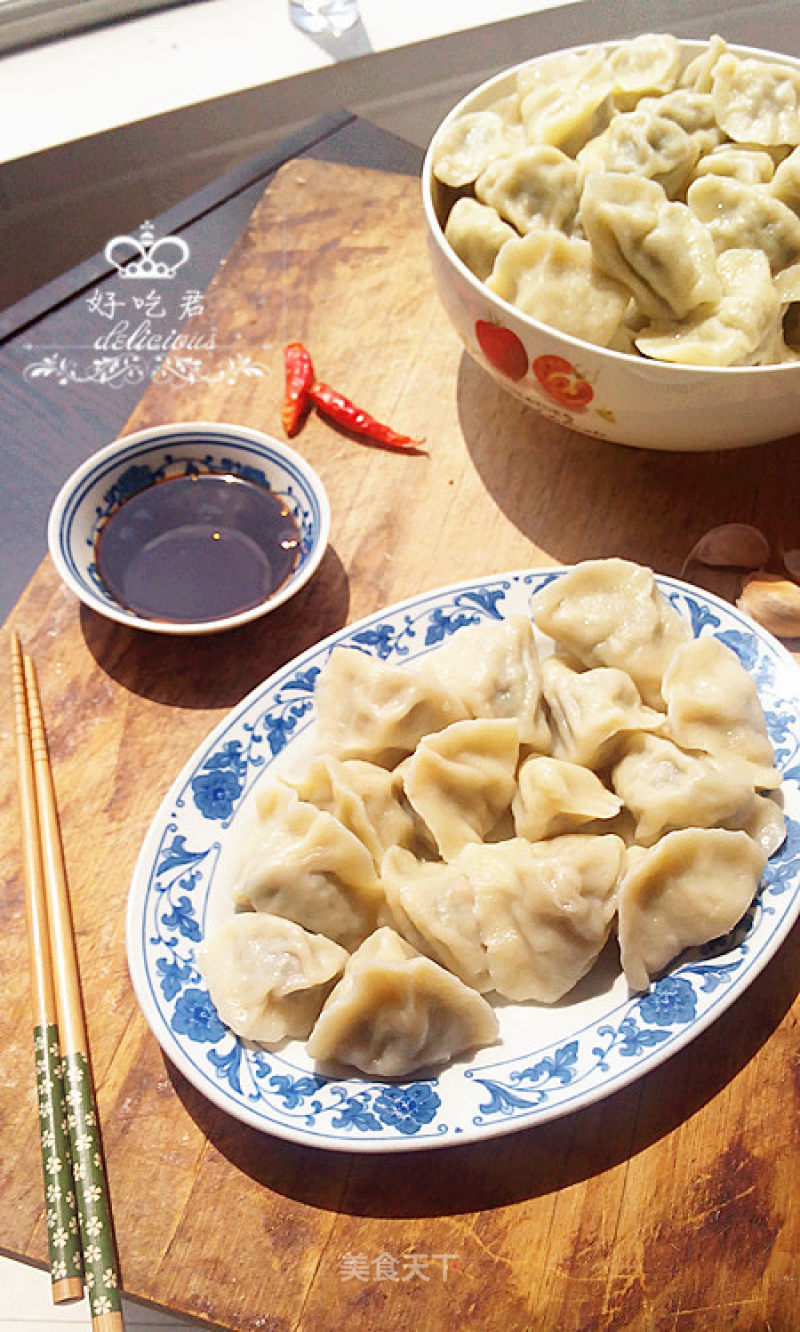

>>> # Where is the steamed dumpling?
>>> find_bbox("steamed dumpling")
[228,780,383,951]
[769,145,800,212]
[379,846,492,992]
[530,559,691,707]
[443,196,518,282]
[475,144,582,234]
[400,717,519,859]
[691,143,776,187]
[517,46,615,155]
[421,614,550,750]
[679,34,729,95]
[306,927,499,1076]
[711,51,800,146]
[617,827,767,990]
[661,634,780,789]
[457,834,625,1003]
[196,912,348,1044]
[687,174,800,272]
[512,754,622,840]
[728,792,786,857]
[314,645,468,767]
[284,755,426,868]
[637,89,724,157]
[608,32,682,108]
[578,172,722,320]
[431,109,525,187]
[611,731,758,845]
[635,247,782,366]
[541,655,665,770]
[576,107,700,198]
[487,230,631,347]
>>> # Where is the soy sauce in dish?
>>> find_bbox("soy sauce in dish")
[95,473,302,623]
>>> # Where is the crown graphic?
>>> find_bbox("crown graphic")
[104,220,190,279]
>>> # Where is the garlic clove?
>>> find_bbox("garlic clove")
[782,548,800,582]
[680,563,743,603]
[736,572,800,639]
[681,523,769,576]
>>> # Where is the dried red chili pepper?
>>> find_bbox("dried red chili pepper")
[281,342,315,436]
[308,381,424,453]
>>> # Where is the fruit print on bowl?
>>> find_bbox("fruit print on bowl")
[472,318,595,415]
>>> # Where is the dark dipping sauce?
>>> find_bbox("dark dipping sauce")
[95,473,302,623]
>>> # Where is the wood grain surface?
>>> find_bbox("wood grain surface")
[1,157,800,1332]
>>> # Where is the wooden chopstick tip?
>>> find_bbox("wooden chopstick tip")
[10,629,25,698]
[52,1275,86,1305]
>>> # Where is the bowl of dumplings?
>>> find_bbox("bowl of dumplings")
[422,32,800,451]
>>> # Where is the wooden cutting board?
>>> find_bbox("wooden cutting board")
[2,156,800,1331]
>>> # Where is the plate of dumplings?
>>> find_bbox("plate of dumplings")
[127,559,800,1151]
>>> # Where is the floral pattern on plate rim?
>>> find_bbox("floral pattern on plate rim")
[127,570,800,1151]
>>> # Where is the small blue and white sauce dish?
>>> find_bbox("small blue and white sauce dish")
[47,421,331,635]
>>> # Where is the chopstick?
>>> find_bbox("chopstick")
[11,634,125,1331]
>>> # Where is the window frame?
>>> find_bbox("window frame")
[0,0,203,56]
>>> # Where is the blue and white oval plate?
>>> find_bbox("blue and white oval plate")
[126,570,800,1151]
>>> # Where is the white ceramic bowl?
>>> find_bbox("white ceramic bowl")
[422,37,800,451]
[48,422,330,634]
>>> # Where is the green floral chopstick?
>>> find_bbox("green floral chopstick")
[61,1050,123,1320]
[35,1024,84,1295]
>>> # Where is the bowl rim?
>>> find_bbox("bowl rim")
[421,35,800,379]
[47,420,331,636]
